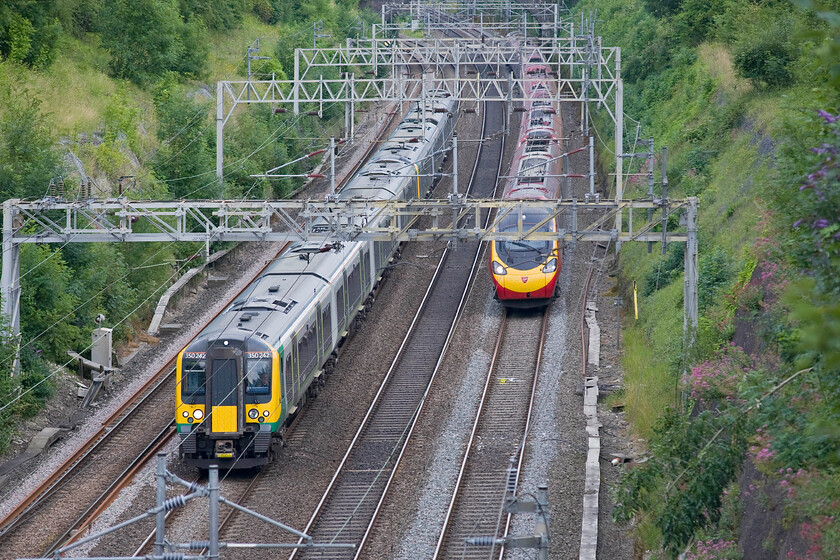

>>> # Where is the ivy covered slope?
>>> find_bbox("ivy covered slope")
[571,0,840,558]
[0,0,375,451]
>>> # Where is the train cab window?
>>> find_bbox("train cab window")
[494,210,555,270]
[210,359,238,407]
[181,357,206,404]
[245,357,271,404]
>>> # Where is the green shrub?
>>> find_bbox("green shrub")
[733,26,798,88]
[99,0,208,84]
[698,247,732,311]
[0,1,62,68]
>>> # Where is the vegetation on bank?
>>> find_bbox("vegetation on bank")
[0,0,376,451]
[570,0,840,557]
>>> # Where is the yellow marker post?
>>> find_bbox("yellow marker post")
[633,281,639,320]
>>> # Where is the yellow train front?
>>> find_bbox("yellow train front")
[490,209,561,308]
[176,335,282,469]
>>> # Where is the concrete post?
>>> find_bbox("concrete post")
[614,49,623,247]
[216,81,224,185]
[293,49,300,115]
[330,137,336,196]
[155,453,166,557]
[452,134,459,197]
[208,465,220,560]
[344,73,350,138]
[91,328,112,369]
[684,198,699,352]
[536,484,549,560]
[350,73,356,140]
[588,135,595,196]
[1,200,20,375]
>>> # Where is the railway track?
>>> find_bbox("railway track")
[0,242,292,559]
[432,308,550,560]
[277,59,505,560]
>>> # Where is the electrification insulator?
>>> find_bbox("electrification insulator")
[161,554,186,560]
[163,495,187,511]
[187,541,210,550]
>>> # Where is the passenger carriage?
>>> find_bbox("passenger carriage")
[490,52,563,308]
[176,93,457,468]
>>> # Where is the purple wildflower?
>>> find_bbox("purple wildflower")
[818,109,838,123]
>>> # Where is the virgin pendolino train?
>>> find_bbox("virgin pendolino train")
[490,50,563,308]
[176,93,458,469]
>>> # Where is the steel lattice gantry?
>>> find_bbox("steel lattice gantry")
[1,198,693,245]
[1,197,698,375]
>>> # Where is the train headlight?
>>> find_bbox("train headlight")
[492,261,507,275]
[182,410,189,418]
[193,409,203,420]
[248,408,259,420]
[542,258,557,273]
[263,410,270,417]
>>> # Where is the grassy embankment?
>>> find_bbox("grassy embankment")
[573,0,840,557]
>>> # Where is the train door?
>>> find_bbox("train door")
[286,336,298,406]
[206,342,244,436]
[336,277,346,334]
[320,302,333,355]
[361,249,371,294]
[347,260,362,312]
[298,317,317,386]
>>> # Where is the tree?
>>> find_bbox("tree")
[0,77,63,200]
[99,0,207,84]
[0,0,62,68]
[152,83,216,198]
[19,245,81,361]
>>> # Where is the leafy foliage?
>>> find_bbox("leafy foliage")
[614,406,748,554]
[152,82,216,199]
[0,77,63,200]
[733,30,798,88]
[0,1,62,68]
[98,0,208,84]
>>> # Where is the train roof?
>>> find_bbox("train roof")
[186,94,458,353]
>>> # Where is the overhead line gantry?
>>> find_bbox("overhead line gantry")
[2,0,696,387]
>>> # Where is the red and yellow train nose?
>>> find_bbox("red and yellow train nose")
[490,256,559,307]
